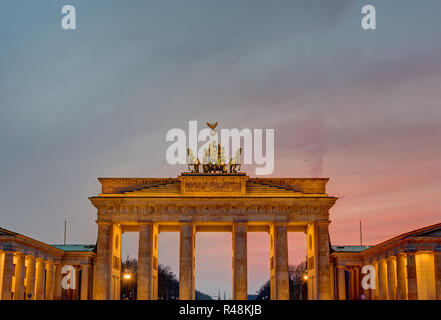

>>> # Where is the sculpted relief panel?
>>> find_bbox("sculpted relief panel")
[184,181,242,193]
[178,174,247,195]
[98,202,333,218]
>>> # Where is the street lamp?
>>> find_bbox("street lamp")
[299,274,308,300]
[122,272,133,300]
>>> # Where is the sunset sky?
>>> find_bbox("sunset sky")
[1,0,440,298]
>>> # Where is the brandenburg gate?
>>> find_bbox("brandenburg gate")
[89,172,337,300]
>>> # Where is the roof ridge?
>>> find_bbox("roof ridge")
[125,181,179,193]
[251,181,295,191]
[51,243,95,246]
[332,245,373,247]
[367,221,441,249]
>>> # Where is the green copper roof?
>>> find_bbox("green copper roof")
[51,244,96,252]
[331,245,372,253]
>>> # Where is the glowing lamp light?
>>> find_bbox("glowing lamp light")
[123,273,132,280]
[303,275,308,280]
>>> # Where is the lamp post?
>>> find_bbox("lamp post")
[300,274,308,300]
[122,272,133,300]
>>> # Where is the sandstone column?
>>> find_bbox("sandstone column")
[232,222,248,300]
[1,252,14,300]
[179,222,195,300]
[95,222,111,300]
[386,256,397,300]
[406,252,418,300]
[53,263,62,300]
[14,253,26,300]
[81,265,90,300]
[45,261,55,300]
[337,266,346,300]
[92,263,97,300]
[378,259,388,300]
[348,268,354,300]
[316,222,332,300]
[354,267,360,300]
[372,261,379,300]
[435,251,441,300]
[35,258,46,300]
[270,222,289,300]
[329,262,335,300]
[396,254,407,300]
[0,251,4,300]
[0,252,3,296]
[25,256,36,300]
[137,223,158,300]
[75,266,81,300]
[109,224,122,300]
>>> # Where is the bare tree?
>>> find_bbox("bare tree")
[120,257,212,300]
[256,261,307,300]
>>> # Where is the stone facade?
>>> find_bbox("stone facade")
[90,172,337,300]
[0,228,94,300]
[2,171,440,300]
[330,223,441,300]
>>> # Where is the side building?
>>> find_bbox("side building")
[331,222,441,300]
[0,227,95,300]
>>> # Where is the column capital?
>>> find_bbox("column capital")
[233,220,248,224]
[386,255,397,261]
[179,220,194,225]
[273,220,288,225]
[96,220,112,226]
[139,222,154,226]
[316,220,331,227]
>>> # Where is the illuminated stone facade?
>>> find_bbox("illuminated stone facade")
[1,171,439,300]
[0,228,94,300]
[90,173,337,300]
[331,223,441,300]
